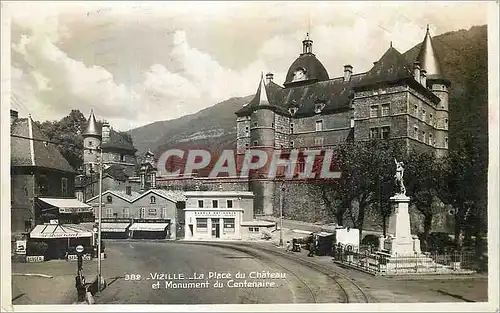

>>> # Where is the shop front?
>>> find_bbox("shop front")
[184,209,244,241]
[100,218,132,239]
[129,219,171,239]
[29,223,94,260]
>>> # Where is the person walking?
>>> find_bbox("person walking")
[285,241,291,252]
[308,241,315,257]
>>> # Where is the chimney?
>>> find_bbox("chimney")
[343,65,353,82]
[151,171,157,189]
[265,73,274,85]
[413,61,421,84]
[10,109,18,126]
[126,186,132,196]
[373,61,378,66]
[102,121,110,143]
[420,69,427,87]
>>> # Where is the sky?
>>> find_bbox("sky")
[7,1,489,131]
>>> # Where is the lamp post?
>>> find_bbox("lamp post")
[279,182,285,247]
[97,147,103,291]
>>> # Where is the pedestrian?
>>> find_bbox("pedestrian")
[308,241,315,257]
[285,241,291,252]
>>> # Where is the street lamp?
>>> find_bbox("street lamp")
[97,147,104,291]
[279,181,285,247]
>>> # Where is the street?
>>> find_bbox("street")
[93,240,349,304]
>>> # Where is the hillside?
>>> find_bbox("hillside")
[128,25,488,163]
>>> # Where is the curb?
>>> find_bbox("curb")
[12,273,53,278]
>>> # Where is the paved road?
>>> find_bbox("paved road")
[95,240,345,304]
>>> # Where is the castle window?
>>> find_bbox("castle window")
[120,154,125,161]
[212,200,218,208]
[414,104,418,116]
[315,120,323,131]
[290,123,294,134]
[445,118,448,128]
[370,105,379,118]
[429,113,433,125]
[422,109,426,122]
[150,196,156,204]
[422,131,426,142]
[429,133,433,145]
[381,103,390,116]
[253,140,258,146]
[314,103,325,114]
[88,141,93,147]
[272,123,274,128]
[290,141,295,148]
[61,178,68,196]
[253,122,258,127]
[370,128,380,139]
[314,137,324,146]
[106,195,113,204]
[289,107,297,115]
[445,137,448,148]
[381,126,390,139]
[245,126,249,131]
[413,126,418,138]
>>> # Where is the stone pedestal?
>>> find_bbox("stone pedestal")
[383,194,418,256]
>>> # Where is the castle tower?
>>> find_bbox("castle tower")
[248,74,276,216]
[82,110,102,176]
[417,25,451,158]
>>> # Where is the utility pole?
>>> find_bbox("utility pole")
[97,147,103,291]
[279,181,285,247]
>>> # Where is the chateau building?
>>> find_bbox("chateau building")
[235,27,450,215]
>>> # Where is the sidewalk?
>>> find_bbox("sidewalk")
[12,259,97,305]
[258,216,382,237]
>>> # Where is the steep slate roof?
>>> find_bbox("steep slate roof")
[417,26,446,80]
[283,53,330,87]
[102,129,137,152]
[83,110,101,137]
[104,164,129,181]
[355,46,413,88]
[11,117,75,173]
[236,73,365,118]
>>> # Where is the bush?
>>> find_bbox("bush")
[26,241,48,256]
[361,234,379,247]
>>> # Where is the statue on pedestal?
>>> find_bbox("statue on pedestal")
[394,158,406,196]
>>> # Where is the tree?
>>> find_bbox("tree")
[438,133,487,249]
[404,151,444,250]
[36,110,87,171]
[319,139,403,239]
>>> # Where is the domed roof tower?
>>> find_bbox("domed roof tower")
[283,33,329,88]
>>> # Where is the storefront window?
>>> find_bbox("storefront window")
[196,218,208,232]
[223,218,235,232]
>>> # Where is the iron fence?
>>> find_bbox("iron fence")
[333,246,477,275]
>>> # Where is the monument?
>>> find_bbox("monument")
[379,159,421,256]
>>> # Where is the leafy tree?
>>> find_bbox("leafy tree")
[318,139,403,238]
[404,151,444,250]
[438,133,487,249]
[36,109,87,171]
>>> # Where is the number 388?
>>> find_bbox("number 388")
[125,274,142,281]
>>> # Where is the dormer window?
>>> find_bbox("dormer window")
[314,103,326,114]
[289,107,298,115]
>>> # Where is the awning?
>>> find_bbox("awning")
[38,198,92,214]
[30,224,93,239]
[129,223,169,231]
[101,223,130,232]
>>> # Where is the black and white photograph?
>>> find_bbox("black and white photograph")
[1,1,498,311]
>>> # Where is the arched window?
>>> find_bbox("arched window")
[106,195,112,203]
[150,196,156,204]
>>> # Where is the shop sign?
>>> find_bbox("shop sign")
[68,254,92,261]
[16,240,27,255]
[26,256,44,263]
[59,207,93,214]
[193,211,237,217]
